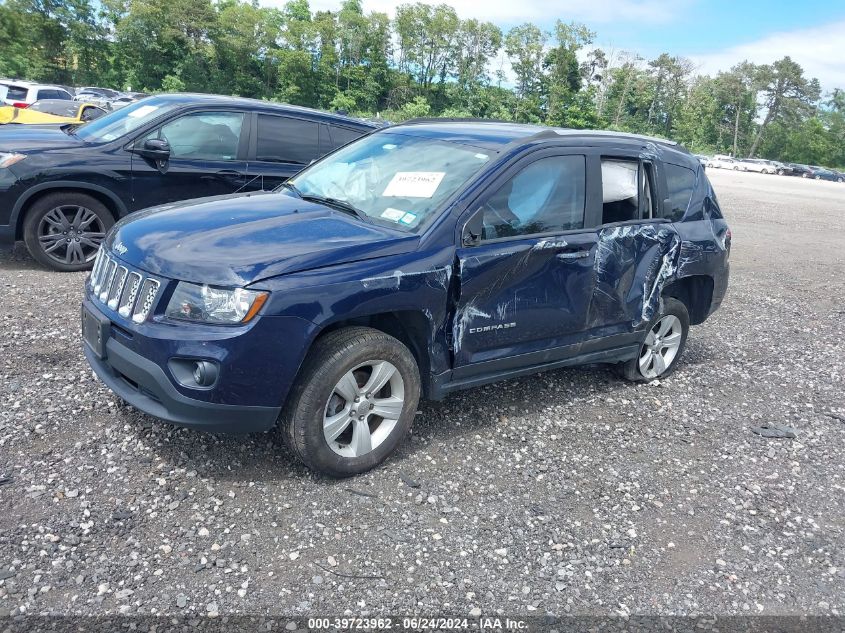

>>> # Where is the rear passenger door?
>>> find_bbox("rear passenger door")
[580,151,677,352]
[452,149,600,377]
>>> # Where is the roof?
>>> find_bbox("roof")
[392,119,688,154]
[149,93,378,128]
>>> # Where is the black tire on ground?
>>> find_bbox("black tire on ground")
[23,191,114,272]
[777,169,784,175]
[620,297,690,383]
[281,326,421,477]
[815,176,821,180]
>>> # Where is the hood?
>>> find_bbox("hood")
[106,192,420,286]
[0,106,75,126]
[0,124,85,152]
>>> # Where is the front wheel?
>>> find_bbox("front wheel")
[23,192,113,272]
[621,297,689,382]
[282,327,421,477]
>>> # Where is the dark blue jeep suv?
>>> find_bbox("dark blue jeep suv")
[81,120,730,476]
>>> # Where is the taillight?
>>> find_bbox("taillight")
[11,102,28,108]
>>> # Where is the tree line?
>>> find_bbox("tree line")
[2,0,843,167]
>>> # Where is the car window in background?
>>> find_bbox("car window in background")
[482,156,586,240]
[663,163,696,222]
[81,106,105,121]
[74,98,180,142]
[151,111,244,160]
[36,89,70,100]
[256,115,319,164]
[288,131,490,231]
[3,85,28,101]
[329,125,366,149]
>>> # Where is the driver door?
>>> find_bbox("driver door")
[452,150,600,378]
[129,110,249,211]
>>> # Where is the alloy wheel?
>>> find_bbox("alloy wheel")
[323,360,405,458]
[38,205,105,266]
[638,315,683,380]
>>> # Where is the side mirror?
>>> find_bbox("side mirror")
[461,209,483,247]
[137,138,170,160]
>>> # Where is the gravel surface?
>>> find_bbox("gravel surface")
[1,169,844,619]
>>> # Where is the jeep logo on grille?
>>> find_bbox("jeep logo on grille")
[114,241,128,255]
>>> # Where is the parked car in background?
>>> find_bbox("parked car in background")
[0,93,377,271]
[0,81,73,107]
[81,121,730,476]
[0,99,106,125]
[810,166,841,182]
[737,158,774,174]
[766,160,792,175]
[832,169,845,183]
[706,154,739,169]
[787,163,815,178]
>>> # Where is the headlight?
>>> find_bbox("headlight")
[0,153,25,168]
[165,282,268,324]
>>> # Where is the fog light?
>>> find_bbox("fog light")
[168,358,219,389]
[192,361,217,387]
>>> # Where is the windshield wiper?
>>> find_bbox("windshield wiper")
[279,181,302,197]
[300,193,372,224]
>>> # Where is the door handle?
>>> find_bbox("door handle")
[556,250,591,261]
[215,169,244,177]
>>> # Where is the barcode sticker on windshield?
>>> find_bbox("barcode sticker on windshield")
[383,172,445,198]
[381,208,406,221]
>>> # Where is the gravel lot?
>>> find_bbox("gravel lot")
[1,169,844,620]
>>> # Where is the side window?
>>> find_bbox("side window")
[663,163,696,222]
[329,125,365,150]
[600,158,655,224]
[481,155,585,241]
[6,85,29,101]
[256,115,319,164]
[150,111,244,160]
[81,106,104,122]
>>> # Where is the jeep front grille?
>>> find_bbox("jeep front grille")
[88,250,161,323]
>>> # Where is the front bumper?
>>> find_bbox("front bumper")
[84,332,281,433]
[80,286,316,433]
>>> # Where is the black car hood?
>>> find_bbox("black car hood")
[0,125,85,152]
[106,192,419,286]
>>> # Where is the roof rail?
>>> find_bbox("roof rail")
[399,117,521,126]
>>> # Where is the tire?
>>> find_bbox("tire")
[23,192,114,272]
[733,166,739,171]
[802,173,809,178]
[620,297,690,383]
[815,175,821,180]
[777,169,784,175]
[281,327,421,477]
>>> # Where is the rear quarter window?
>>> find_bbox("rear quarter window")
[4,85,29,101]
[329,125,366,149]
[663,163,696,222]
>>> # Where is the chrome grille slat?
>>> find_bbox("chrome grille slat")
[98,260,117,302]
[107,266,128,310]
[118,272,142,318]
[132,279,160,324]
[90,253,161,324]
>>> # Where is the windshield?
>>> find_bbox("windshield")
[287,131,492,231]
[74,97,179,142]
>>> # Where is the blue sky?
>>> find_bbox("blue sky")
[288,0,845,91]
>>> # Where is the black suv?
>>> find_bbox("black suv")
[0,93,376,271]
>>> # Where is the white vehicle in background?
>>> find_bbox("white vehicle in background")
[0,80,73,107]
[706,154,740,170]
[738,158,776,174]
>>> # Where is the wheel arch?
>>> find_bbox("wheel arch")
[662,275,714,325]
[312,310,436,398]
[13,182,128,240]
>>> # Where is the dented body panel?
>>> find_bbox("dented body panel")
[82,121,730,431]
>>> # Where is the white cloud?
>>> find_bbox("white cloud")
[689,20,845,92]
[268,0,690,25]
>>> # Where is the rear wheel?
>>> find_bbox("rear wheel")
[621,297,689,382]
[282,327,421,477]
[23,192,113,272]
